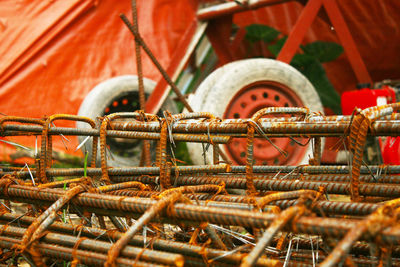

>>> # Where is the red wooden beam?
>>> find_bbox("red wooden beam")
[322,0,372,84]
[277,0,322,63]
[206,16,236,65]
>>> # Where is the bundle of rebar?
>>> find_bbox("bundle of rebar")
[1,104,400,266]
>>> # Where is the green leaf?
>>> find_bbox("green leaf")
[174,142,193,165]
[267,36,287,56]
[298,60,342,114]
[302,41,343,63]
[84,151,88,177]
[290,53,315,69]
[245,24,280,43]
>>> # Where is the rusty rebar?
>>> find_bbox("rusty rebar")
[0,117,46,184]
[6,164,400,180]
[158,119,170,189]
[0,235,161,267]
[14,185,86,265]
[3,185,400,245]
[2,106,400,265]
[320,198,400,267]
[109,116,400,136]
[241,205,303,267]
[173,175,400,197]
[0,223,183,266]
[129,0,151,167]
[105,192,184,266]
[0,213,273,266]
[349,103,400,201]
[109,190,377,216]
[99,112,140,183]
[2,115,400,139]
[43,115,98,176]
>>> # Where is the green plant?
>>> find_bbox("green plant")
[245,24,343,114]
[173,142,193,165]
[62,181,67,223]
[83,151,89,177]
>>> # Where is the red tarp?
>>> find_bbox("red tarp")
[0,0,399,161]
[0,0,194,161]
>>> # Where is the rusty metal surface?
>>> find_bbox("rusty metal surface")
[1,104,400,266]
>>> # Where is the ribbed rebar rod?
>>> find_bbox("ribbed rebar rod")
[115,190,377,216]
[174,175,400,197]
[106,192,183,266]
[15,185,86,260]
[129,0,152,167]
[6,165,400,180]
[175,173,400,184]
[29,173,400,187]
[1,124,230,143]
[109,119,400,135]
[0,223,183,266]
[0,213,273,266]
[0,235,160,267]
[2,186,400,244]
[321,197,400,267]
[271,237,400,258]
[2,118,400,137]
[6,164,232,179]
[228,165,400,174]
[263,173,400,184]
[270,199,378,216]
[289,251,400,267]
[7,171,400,197]
[108,190,280,213]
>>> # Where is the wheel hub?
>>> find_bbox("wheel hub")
[223,81,308,165]
[104,92,143,158]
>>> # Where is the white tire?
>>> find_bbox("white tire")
[77,75,177,167]
[187,58,324,166]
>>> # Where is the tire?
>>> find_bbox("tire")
[187,65,227,112]
[77,75,177,167]
[187,58,324,166]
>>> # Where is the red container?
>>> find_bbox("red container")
[341,85,400,164]
[341,85,396,115]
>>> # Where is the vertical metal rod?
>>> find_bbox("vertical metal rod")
[131,0,151,166]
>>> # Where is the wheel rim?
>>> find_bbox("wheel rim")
[104,92,142,158]
[223,81,308,165]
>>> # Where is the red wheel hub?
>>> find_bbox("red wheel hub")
[223,81,308,165]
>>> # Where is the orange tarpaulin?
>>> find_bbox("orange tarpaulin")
[0,0,194,161]
[0,0,399,162]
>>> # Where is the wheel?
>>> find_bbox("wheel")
[77,75,177,167]
[187,58,324,166]
[187,65,227,112]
